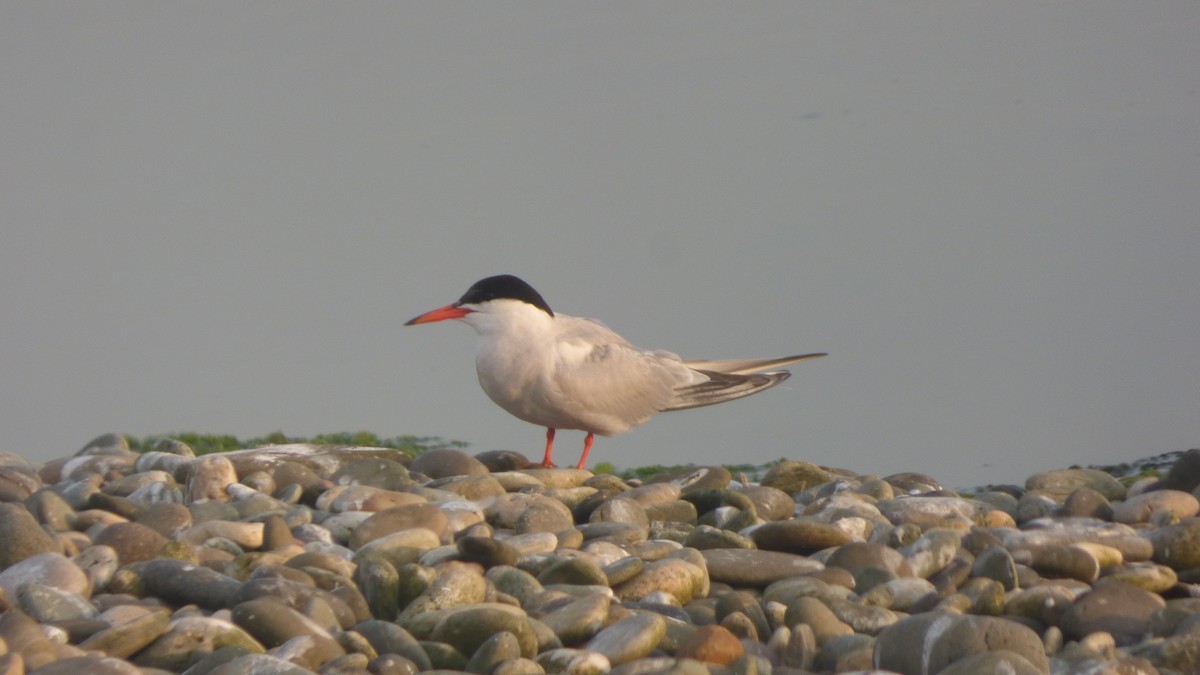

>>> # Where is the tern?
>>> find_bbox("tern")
[406,275,825,469]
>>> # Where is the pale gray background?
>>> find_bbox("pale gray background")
[2,3,1197,487]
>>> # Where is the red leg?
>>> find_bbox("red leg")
[540,428,557,467]
[575,432,594,470]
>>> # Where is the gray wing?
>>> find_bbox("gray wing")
[548,316,701,434]
[550,315,825,429]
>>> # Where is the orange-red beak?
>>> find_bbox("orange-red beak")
[405,303,474,325]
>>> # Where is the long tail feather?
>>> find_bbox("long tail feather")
[663,352,825,412]
[682,352,826,375]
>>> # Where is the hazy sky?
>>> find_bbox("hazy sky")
[2,3,1197,487]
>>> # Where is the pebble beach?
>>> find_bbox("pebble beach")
[1,434,1199,675]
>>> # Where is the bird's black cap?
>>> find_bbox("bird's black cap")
[458,275,554,317]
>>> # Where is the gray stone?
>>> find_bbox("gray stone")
[206,653,315,675]
[1114,489,1200,524]
[584,612,666,665]
[782,596,854,643]
[1059,582,1164,645]
[613,557,706,604]
[935,649,1046,675]
[761,461,834,494]
[702,548,823,587]
[186,454,239,502]
[141,558,242,610]
[0,552,89,598]
[1025,468,1126,502]
[20,654,143,675]
[750,517,854,555]
[1158,448,1200,493]
[24,489,74,532]
[429,603,539,660]
[457,535,519,568]
[487,493,576,533]
[330,458,413,490]
[825,541,913,591]
[465,630,523,675]
[94,521,170,565]
[971,545,1019,590]
[231,597,344,664]
[537,592,610,646]
[873,612,1048,674]
[133,616,264,671]
[354,555,400,620]
[0,502,60,570]
[397,564,487,623]
[352,619,432,671]
[16,582,96,621]
[349,502,449,548]
[648,466,733,492]
[537,557,608,587]
[1058,486,1113,519]
[409,448,490,478]
[1147,514,1200,566]
[899,528,962,578]
[78,607,172,658]
[589,497,649,528]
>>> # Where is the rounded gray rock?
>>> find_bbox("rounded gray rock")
[1059,581,1165,645]
[761,461,834,494]
[140,558,242,610]
[750,517,854,555]
[94,521,169,565]
[584,612,666,666]
[0,502,60,570]
[702,548,823,587]
[409,448,489,478]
